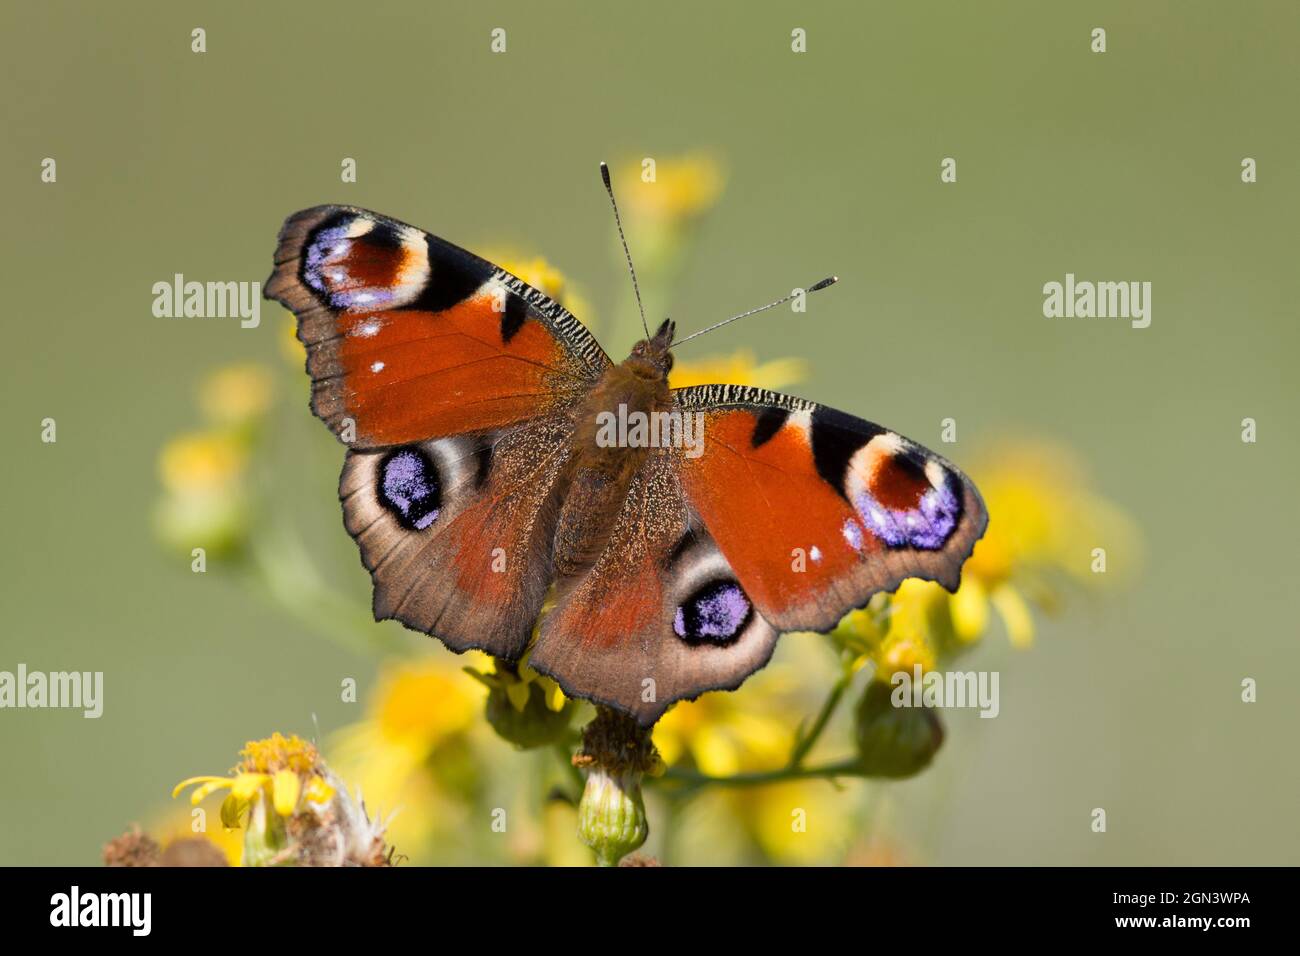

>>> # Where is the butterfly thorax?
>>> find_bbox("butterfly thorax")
[555,348,674,579]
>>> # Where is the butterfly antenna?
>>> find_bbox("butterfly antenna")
[674,275,839,347]
[599,161,650,338]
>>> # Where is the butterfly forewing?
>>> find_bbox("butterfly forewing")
[672,384,988,633]
[265,205,610,448]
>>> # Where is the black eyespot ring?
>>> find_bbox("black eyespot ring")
[377,446,442,531]
[673,579,752,646]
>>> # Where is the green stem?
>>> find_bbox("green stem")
[246,526,407,657]
[787,666,855,769]
[657,758,864,793]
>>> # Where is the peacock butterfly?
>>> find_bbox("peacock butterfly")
[264,165,987,725]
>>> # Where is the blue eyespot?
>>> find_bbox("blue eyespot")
[378,447,442,531]
[674,580,752,646]
[854,478,960,550]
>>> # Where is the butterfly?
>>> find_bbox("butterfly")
[265,166,988,726]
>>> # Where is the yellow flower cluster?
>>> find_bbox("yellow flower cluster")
[837,437,1141,684]
[154,362,273,556]
[326,657,486,859]
[173,732,389,866]
[465,650,568,716]
[174,732,335,824]
[621,152,725,226]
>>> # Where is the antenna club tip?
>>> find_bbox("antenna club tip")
[810,275,839,292]
[599,162,611,188]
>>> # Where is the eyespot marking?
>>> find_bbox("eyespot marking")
[674,580,752,646]
[301,215,430,311]
[854,467,960,550]
[378,446,442,531]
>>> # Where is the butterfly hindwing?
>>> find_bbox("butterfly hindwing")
[340,417,574,658]
[266,205,610,448]
[529,449,779,725]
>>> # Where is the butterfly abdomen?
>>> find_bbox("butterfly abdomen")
[554,361,671,579]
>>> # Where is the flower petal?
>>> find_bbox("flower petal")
[517,658,540,683]
[991,584,1035,648]
[949,578,989,642]
[230,772,271,800]
[272,770,301,817]
[541,678,567,713]
[506,680,531,713]
[304,775,335,806]
[188,779,237,805]
[171,775,226,799]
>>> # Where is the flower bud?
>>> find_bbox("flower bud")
[577,766,648,867]
[484,678,575,749]
[853,679,945,778]
[572,707,660,866]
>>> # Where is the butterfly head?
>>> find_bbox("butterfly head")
[627,317,676,380]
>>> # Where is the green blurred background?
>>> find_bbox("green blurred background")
[2,0,1297,865]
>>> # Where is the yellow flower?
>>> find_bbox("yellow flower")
[669,348,808,391]
[654,637,829,774]
[607,154,726,282]
[656,703,790,777]
[197,362,274,426]
[367,657,484,748]
[170,732,391,867]
[948,576,989,641]
[871,580,941,680]
[154,364,270,556]
[494,255,569,302]
[483,252,594,323]
[328,656,487,861]
[158,431,247,494]
[989,582,1034,648]
[280,310,306,365]
[622,153,725,225]
[748,779,856,864]
[669,772,856,865]
[240,731,322,774]
[154,430,251,555]
[851,435,1141,674]
[466,650,567,716]
[970,438,1141,585]
[956,437,1139,647]
[173,733,334,824]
